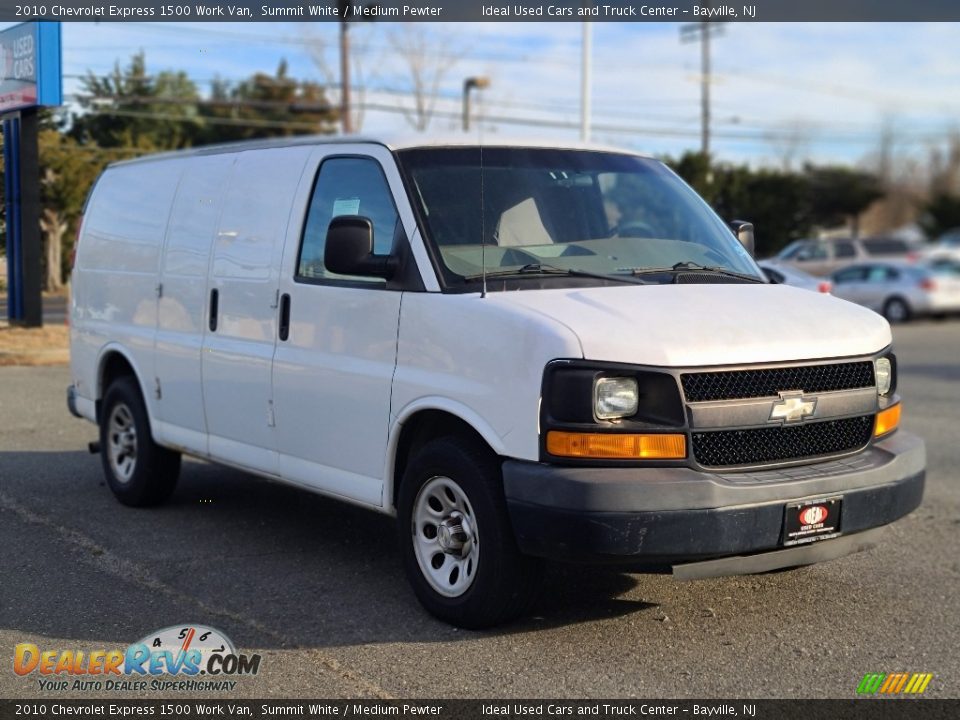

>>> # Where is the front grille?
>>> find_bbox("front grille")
[681,361,875,402]
[692,415,874,468]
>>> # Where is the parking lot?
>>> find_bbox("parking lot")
[1,321,958,699]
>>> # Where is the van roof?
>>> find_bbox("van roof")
[108,134,651,168]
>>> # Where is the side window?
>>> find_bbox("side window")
[834,267,866,284]
[296,156,400,283]
[796,243,828,261]
[834,241,856,258]
[863,238,907,256]
[866,266,893,283]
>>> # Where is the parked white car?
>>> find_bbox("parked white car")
[69,136,925,628]
[925,228,960,262]
[831,260,960,322]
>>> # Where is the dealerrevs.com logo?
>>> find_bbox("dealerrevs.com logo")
[13,624,262,693]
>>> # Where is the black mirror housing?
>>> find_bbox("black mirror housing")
[324,216,398,279]
[729,220,755,257]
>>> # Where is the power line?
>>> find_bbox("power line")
[63,89,960,144]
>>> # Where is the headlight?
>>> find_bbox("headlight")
[875,357,892,396]
[594,377,639,420]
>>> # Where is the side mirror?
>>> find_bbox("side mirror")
[730,220,755,257]
[324,216,397,279]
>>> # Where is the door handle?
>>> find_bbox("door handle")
[208,288,219,332]
[278,293,291,341]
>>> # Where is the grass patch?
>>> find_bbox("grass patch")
[0,323,70,366]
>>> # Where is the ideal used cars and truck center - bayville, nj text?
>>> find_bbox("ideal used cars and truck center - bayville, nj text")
[68,136,926,629]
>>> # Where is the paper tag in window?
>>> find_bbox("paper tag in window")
[332,198,361,217]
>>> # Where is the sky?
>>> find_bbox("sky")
[4,20,960,169]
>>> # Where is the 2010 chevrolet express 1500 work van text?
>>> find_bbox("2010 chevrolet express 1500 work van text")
[68,137,925,628]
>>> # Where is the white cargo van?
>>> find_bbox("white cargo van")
[69,137,925,628]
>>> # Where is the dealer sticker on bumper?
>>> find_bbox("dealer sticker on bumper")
[783,497,842,546]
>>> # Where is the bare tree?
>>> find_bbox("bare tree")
[39,169,66,293]
[929,129,960,197]
[860,118,926,235]
[767,120,812,173]
[389,25,459,132]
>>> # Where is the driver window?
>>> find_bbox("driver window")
[297,157,400,284]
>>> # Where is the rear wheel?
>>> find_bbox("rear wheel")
[398,436,543,629]
[883,297,911,323]
[100,376,180,507]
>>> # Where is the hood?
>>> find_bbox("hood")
[488,283,891,367]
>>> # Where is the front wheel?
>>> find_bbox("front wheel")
[100,376,181,507]
[397,437,543,629]
[883,297,912,323]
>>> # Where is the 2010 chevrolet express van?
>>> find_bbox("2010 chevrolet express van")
[69,137,925,628]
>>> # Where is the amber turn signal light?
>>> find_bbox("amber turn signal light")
[874,403,901,438]
[546,431,687,460]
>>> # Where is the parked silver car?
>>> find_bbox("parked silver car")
[775,237,926,276]
[830,260,960,322]
[758,261,832,293]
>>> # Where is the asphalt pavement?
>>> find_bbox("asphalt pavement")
[1,322,958,700]
[0,294,68,326]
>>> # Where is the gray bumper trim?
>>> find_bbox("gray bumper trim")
[66,385,82,419]
[672,527,886,580]
[503,430,924,512]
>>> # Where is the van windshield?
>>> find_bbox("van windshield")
[396,147,762,288]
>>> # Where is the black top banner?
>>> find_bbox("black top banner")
[1,0,960,22]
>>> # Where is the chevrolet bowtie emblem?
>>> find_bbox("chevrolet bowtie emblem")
[769,391,817,422]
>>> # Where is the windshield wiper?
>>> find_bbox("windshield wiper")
[627,261,765,283]
[463,263,650,285]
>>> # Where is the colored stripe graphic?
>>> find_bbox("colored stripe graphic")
[903,673,933,694]
[857,673,886,694]
[879,673,908,694]
[858,672,933,694]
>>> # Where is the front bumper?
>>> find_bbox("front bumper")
[503,430,925,571]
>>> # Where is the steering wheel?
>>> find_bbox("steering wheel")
[614,220,660,238]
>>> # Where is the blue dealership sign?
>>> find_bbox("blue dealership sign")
[0,22,61,114]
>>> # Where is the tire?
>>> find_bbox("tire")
[883,297,912,324]
[397,436,544,629]
[99,376,181,507]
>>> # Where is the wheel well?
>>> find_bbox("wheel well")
[392,410,494,508]
[96,352,137,421]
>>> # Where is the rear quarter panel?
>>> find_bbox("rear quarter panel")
[71,159,186,416]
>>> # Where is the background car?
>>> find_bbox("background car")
[925,228,960,262]
[773,236,926,276]
[830,260,960,322]
[757,260,832,293]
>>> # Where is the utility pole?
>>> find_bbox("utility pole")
[680,19,725,158]
[581,21,592,142]
[336,0,378,134]
[339,9,352,133]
